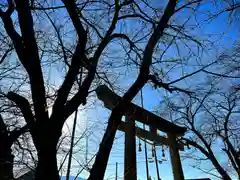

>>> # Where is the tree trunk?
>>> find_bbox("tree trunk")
[185,138,231,180]
[0,146,14,180]
[35,146,59,180]
[35,131,60,180]
[88,113,120,180]
[208,154,231,180]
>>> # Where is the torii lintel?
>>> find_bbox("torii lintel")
[96,85,187,136]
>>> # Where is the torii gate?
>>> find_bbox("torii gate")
[96,85,187,180]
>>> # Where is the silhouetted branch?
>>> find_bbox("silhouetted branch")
[51,0,88,118]
[148,74,193,94]
[0,113,7,134]
[14,0,48,122]
[7,92,35,134]
[9,125,28,144]
[88,1,178,179]
[0,46,13,64]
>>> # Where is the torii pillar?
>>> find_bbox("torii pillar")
[168,133,185,180]
[124,116,137,180]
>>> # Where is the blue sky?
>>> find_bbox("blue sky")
[20,0,240,178]
[0,0,239,179]
[63,2,239,180]
[61,176,85,180]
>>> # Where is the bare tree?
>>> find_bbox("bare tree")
[0,0,142,179]
[0,22,32,179]
[157,78,240,179]
[88,0,210,179]
[0,0,218,179]
[0,112,28,180]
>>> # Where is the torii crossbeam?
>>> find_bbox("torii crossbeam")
[96,85,187,180]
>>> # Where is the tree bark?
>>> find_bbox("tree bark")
[35,150,59,180]
[208,154,231,180]
[184,138,231,180]
[0,143,14,180]
[88,1,178,178]
[35,127,61,180]
[88,111,120,180]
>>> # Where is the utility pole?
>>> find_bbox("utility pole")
[85,134,88,163]
[143,124,150,179]
[141,90,150,180]
[115,162,118,180]
[66,110,78,180]
[153,144,161,180]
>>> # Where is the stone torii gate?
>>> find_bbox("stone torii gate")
[96,85,187,180]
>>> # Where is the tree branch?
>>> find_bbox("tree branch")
[9,125,28,144]
[0,113,7,134]
[168,61,216,85]
[62,0,87,40]
[63,69,94,120]
[203,69,240,78]
[14,0,48,122]
[174,0,202,14]
[222,147,239,173]
[181,138,209,157]
[60,1,134,122]
[5,0,14,16]
[122,0,178,101]
[0,46,13,64]
[118,14,156,27]
[0,10,25,63]
[7,92,35,135]
[51,0,88,118]
[148,74,193,94]
[88,1,178,179]
[182,138,231,179]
